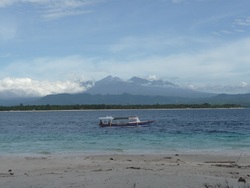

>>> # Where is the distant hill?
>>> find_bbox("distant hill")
[205,93,250,106]
[0,97,39,106]
[1,92,250,107]
[33,93,192,105]
[30,92,250,106]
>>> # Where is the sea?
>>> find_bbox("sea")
[0,108,250,156]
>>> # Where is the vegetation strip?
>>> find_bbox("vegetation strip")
[0,103,241,111]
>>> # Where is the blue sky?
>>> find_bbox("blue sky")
[1,0,250,97]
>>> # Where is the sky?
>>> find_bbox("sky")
[1,0,250,97]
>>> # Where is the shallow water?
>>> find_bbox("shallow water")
[0,109,250,155]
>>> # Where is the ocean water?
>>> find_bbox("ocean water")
[0,109,250,155]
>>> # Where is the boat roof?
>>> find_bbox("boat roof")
[99,116,114,120]
[99,116,138,120]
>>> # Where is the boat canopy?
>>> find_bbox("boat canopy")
[99,116,139,121]
[99,116,114,120]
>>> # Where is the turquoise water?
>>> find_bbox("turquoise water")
[0,109,250,155]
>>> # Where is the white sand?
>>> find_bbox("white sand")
[0,153,250,188]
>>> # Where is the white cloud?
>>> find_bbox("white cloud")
[187,82,250,94]
[0,0,12,7]
[1,55,109,81]
[42,9,92,20]
[241,81,248,88]
[0,0,102,20]
[0,77,86,98]
[148,75,159,81]
[0,0,47,7]
[234,16,250,26]
[40,0,99,20]
[108,35,217,57]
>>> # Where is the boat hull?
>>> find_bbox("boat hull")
[99,120,154,127]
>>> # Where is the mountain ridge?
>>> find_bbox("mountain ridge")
[85,75,214,98]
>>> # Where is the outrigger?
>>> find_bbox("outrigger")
[99,116,154,127]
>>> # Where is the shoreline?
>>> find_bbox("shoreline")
[1,147,250,158]
[0,107,246,113]
[0,104,244,112]
[1,153,249,188]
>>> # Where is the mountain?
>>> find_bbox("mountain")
[128,77,150,85]
[85,75,215,98]
[97,75,123,84]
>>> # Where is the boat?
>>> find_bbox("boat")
[98,116,154,127]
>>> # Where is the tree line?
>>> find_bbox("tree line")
[0,103,241,111]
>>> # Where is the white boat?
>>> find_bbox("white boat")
[99,116,154,127]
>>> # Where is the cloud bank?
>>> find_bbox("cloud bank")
[0,77,86,98]
[1,34,250,96]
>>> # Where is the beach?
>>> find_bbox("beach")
[1,153,250,188]
[1,109,250,187]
